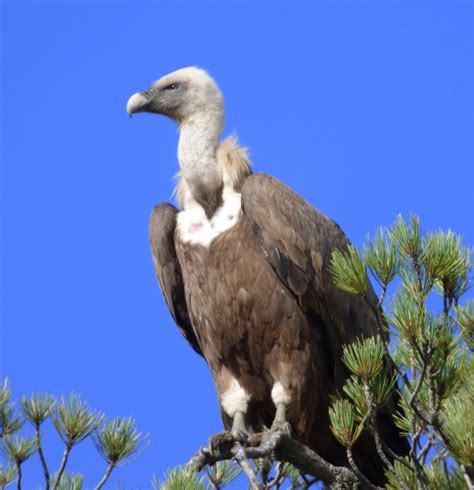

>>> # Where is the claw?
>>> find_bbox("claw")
[270,420,292,437]
[208,430,235,451]
[231,428,249,445]
[208,428,250,452]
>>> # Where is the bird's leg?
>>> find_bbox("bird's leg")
[270,403,292,435]
[231,410,248,439]
[269,382,292,436]
[274,403,286,425]
[209,376,251,450]
[208,411,249,450]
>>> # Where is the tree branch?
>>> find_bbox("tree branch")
[264,461,285,489]
[461,465,474,490]
[346,446,382,490]
[35,423,50,490]
[94,463,115,490]
[52,443,72,490]
[187,429,363,489]
[232,444,262,489]
[15,462,21,490]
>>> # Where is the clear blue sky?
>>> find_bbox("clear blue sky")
[1,1,473,488]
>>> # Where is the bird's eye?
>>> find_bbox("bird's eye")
[165,83,179,91]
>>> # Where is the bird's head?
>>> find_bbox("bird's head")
[126,67,224,124]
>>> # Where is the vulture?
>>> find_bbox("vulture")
[127,67,408,485]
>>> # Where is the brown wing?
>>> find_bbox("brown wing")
[149,203,203,356]
[241,173,409,462]
[241,173,380,382]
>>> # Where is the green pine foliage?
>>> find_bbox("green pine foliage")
[329,245,369,296]
[152,466,207,490]
[0,381,24,438]
[21,393,55,426]
[93,416,148,467]
[0,382,146,489]
[205,461,241,489]
[52,394,103,448]
[153,461,319,490]
[329,214,473,489]
[329,399,364,447]
[51,472,84,490]
[1,436,37,464]
[456,301,474,350]
[0,463,16,490]
[342,336,385,379]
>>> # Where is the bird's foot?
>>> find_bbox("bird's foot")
[269,420,292,437]
[208,430,234,451]
[231,428,250,445]
[208,429,249,452]
[261,420,292,447]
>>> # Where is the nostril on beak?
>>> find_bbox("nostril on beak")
[143,90,152,98]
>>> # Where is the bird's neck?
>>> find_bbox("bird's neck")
[177,110,224,215]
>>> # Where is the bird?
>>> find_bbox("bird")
[127,67,408,485]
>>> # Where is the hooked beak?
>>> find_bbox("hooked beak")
[126,91,152,117]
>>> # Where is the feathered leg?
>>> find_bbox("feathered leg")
[268,382,292,436]
[209,371,251,449]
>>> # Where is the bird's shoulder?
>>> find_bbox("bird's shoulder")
[241,172,349,264]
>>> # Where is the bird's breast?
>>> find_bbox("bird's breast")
[176,188,242,248]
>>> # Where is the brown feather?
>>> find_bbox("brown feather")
[149,203,203,356]
[151,167,407,486]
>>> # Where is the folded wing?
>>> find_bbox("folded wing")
[149,203,203,356]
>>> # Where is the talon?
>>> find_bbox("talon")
[248,432,263,446]
[231,428,249,445]
[270,420,292,437]
[262,401,292,445]
[208,431,235,451]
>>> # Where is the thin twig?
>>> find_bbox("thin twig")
[377,285,387,309]
[361,381,415,490]
[258,457,271,486]
[345,446,381,490]
[417,433,433,467]
[411,255,425,299]
[94,462,115,490]
[426,364,438,425]
[265,462,285,489]
[15,462,21,490]
[232,443,262,490]
[409,426,423,460]
[461,465,474,490]
[362,382,395,473]
[407,359,427,484]
[302,476,318,488]
[408,354,428,409]
[300,471,318,488]
[35,423,50,490]
[52,443,72,490]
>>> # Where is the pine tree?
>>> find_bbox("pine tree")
[0,381,147,489]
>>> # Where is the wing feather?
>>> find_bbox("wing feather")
[241,173,409,457]
[149,203,203,356]
[241,173,378,354]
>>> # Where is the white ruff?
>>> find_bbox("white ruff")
[177,187,242,247]
[221,377,251,417]
[271,382,291,406]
